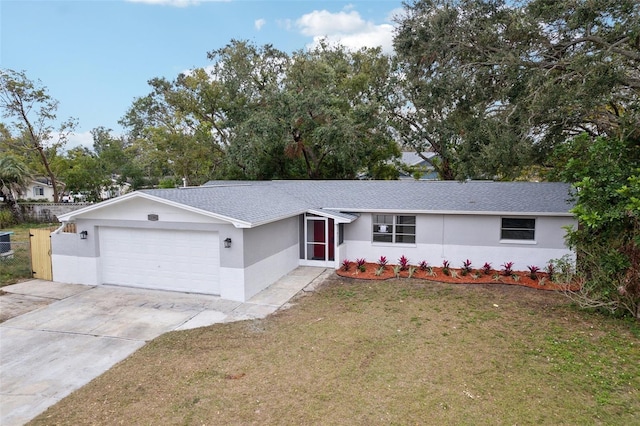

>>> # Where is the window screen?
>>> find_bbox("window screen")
[373,215,416,243]
[501,218,535,240]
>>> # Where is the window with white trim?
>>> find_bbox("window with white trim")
[33,186,44,197]
[501,218,535,240]
[373,214,416,244]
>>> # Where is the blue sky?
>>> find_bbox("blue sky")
[1,0,404,149]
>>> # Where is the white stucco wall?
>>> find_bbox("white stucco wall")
[243,244,299,299]
[52,198,303,302]
[342,213,576,271]
[226,217,300,301]
[51,198,241,293]
[336,243,348,266]
[51,231,100,285]
[344,240,572,272]
[219,245,300,301]
[51,255,100,285]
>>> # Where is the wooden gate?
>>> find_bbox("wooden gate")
[30,228,53,280]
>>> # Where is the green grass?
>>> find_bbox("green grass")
[30,277,639,425]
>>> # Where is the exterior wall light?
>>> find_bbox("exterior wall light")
[80,230,88,240]
[224,237,232,248]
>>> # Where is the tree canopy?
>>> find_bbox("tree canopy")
[393,0,640,179]
[0,69,77,202]
[121,40,400,181]
[0,152,32,221]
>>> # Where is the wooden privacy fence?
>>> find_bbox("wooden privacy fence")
[29,228,54,280]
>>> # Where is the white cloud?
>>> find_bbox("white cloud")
[297,10,368,37]
[65,131,95,151]
[295,8,397,54]
[255,18,266,31]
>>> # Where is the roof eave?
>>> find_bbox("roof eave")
[307,208,359,223]
[243,210,308,228]
[57,191,253,228]
[322,208,575,217]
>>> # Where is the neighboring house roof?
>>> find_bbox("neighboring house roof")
[401,152,437,167]
[398,152,439,180]
[24,178,53,190]
[33,177,53,185]
[58,180,575,228]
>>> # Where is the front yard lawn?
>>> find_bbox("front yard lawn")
[31,276,639,425]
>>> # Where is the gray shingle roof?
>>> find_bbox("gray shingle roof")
[142,180,574,226]
[141,183,308,225]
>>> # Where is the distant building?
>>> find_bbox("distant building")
[399,152,439,180]
[19,178,56,202]
[100,178,132,200]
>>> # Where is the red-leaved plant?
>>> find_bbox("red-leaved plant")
[356,258,366,272]
[341,259,351,271]
[482,262,492,275]
[442,260,451,276]
[502,261,514,276]
[377,255,388,268]
[398,255,410,271]
[418,260,429,271]
[527,265,540,280]
[461,259,473,275]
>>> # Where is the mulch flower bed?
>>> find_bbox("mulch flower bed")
[336,262,580,291]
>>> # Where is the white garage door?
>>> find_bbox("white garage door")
[100,227,220,294]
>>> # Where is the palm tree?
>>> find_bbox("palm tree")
[0,154,32,222]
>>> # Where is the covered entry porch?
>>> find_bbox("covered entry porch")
[299,210,358,268]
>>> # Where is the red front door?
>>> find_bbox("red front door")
[305,215,335,264]
[313,220,325,260]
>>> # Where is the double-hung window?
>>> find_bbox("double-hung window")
[501,218,535,241]
[33,186,44,197]
[373,215,416,244]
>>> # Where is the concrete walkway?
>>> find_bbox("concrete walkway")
[0,267,331,426]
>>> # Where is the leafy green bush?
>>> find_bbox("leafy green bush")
[552,134,640,318]
[0,209,14,228]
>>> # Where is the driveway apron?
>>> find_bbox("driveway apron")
[0,267,330,426]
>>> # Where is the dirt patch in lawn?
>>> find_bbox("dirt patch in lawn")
[31,275,639,426]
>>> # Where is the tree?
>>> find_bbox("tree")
[521,0,640,143]
[91,127,145,190]
[221,41,400,179]
[122,40,401,181]
[0,154,32,221]
[550,134,640,318]
[393,0,530,180]
[120,74,225,185]
[56,128,146,198]
[204,41,294,178]
[0,69,77,202]
[58,146,108,201]
[393,0,640,179]
[272,43,400,179]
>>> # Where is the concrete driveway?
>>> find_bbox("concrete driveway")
[0,267,330,426]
